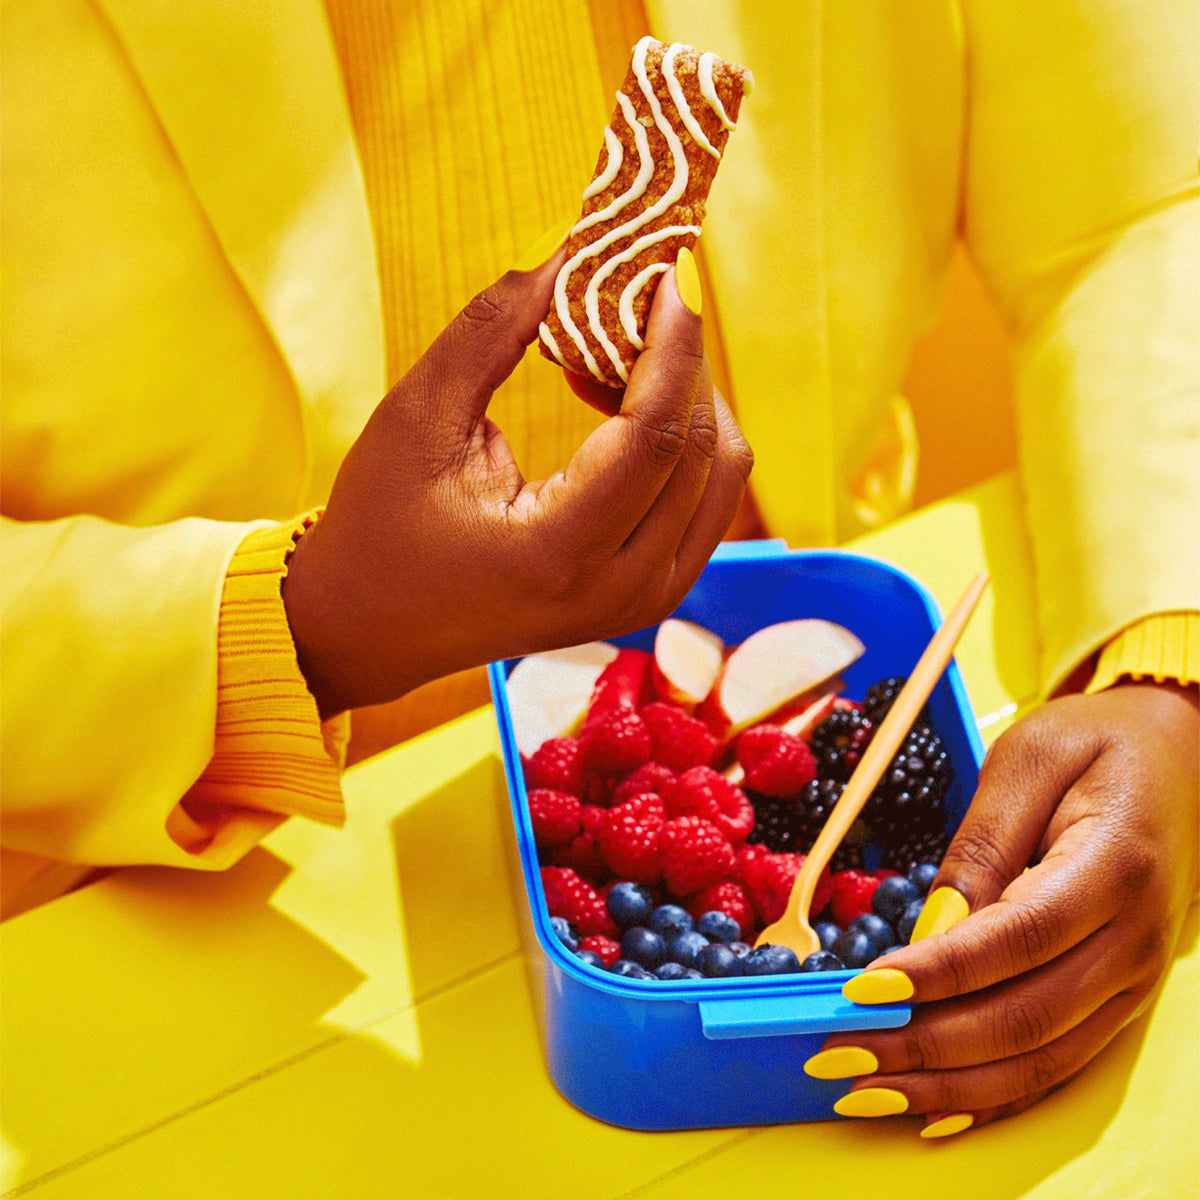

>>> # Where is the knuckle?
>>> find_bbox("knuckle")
[633,411,692,470]
[1002,900,1055,972]
[1022,1045,1064,1096]
[942,827,1010,887]
[908,1021,944,1071]
[686,408,720,461]
[1130,924,1169,978]
[460,284,509,331]
[997,993,1056,1056]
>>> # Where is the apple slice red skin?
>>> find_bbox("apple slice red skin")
[583,647,653,728]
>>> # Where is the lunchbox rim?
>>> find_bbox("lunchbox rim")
[489,546,984,1004]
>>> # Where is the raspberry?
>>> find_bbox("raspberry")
[612,761,677,804]
[578,934,621,966]
[580,709,653,773]
[829,869,882,927]
[549,803,608,879]
[662,766,754,846]
[523,737,585,796]
[640,702,718,771]
[597,792,665,883]
[659,816,736,897]
[737,725,817,797]
[738,845,832,923]
[687,881,756,939]
[527,788,582,850]
[539,866,619,937]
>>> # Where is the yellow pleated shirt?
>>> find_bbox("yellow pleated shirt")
[1,0,1196,895]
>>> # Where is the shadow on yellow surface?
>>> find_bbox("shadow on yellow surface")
[0,846,366,1191]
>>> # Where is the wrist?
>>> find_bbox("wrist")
[281,521,355,720]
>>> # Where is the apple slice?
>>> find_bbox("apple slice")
[652,619,725,709]
[702,619,865,739]
[505,642,619,757]
[721,684,840,785]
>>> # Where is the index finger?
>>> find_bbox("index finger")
[536,262,705,551]
[847,820,1117,1006]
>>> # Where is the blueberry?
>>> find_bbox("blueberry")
[800,950,845,972]
[620,926,667,969]
[742,944,802,976]
[815,921,841,952]
[897,898,926,943]
[549,916,579,952]
[607,881,655,929]
[849,913,895,952]
[872,875,919,923]
[647,904,693,942]
[727,941,752,959]
[654,961,690,981]
[682,968,704,979]
[574,949,605,968]
[696,943,745,977]
[696,910,741,943]
[609,959,657,979]
[908,862,939,896]
[832,928,877,969]
[666,930,711,969]
[877,944,903,956]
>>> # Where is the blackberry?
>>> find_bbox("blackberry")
[862,676,906,723]
[863,721,953,845]
[745,794,807,853]
[828,841,865,872]
[882,825,951,872]
[810,708,875,781]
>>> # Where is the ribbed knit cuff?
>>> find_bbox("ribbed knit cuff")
[184,512,346,825]
[1086,612,1199,694]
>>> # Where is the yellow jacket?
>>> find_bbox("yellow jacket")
[2,0,1197,878]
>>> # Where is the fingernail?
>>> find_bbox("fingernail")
[804,1046,879,1079]
[674,245,702,315]
[911,887,970,943]
[842,967,913,1005]
[834,1087,909,1118]
[513,219,573,271]
[920,1113,975,1139]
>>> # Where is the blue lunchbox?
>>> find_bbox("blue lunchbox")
[488,544,984,1130]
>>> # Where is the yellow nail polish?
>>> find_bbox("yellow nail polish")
[920,1113,975,1139]
[513,219,573,271]
[842,967,914,1005]
[911,887,970,943]
[804,1046,879,1079]
[834,1087,909,1118]
[674,245,702,315]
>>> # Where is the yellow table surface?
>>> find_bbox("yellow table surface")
[3,472,1196,1199]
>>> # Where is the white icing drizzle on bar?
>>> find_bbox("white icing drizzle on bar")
[538,320,567,366]
[664,43,719,158]
[581,126,624,201]
[548,36,737,381]
[590,225,700,381]
[618,262,670,352]
[574,94,650,235]
[698,53,737,130]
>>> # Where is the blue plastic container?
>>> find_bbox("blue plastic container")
[488,545,984,1130]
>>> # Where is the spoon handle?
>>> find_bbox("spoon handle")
[785,571,990,923]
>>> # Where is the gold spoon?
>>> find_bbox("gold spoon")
[755,571,990,960]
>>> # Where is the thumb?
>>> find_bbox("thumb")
[395,227,570,438]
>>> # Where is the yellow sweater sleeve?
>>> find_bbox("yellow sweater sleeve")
[181,514,346,830]
[1087,612,1199,694]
